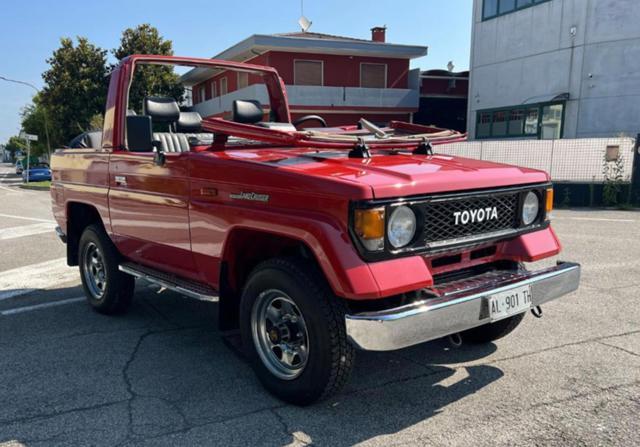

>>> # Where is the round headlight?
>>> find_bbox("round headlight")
[522,192,540,226]
[388,206,417,248]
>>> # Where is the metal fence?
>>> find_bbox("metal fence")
[436,137,637,184]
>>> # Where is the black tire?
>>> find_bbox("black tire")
[239,258,355,405]
[462,312,525,344]
[78,224,135,315]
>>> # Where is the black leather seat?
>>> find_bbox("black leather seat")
[143,96,191,153]
[232,100,296,131]
[176,111,214,146]
[68,130,102,149]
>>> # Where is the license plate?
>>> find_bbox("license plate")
[488,285,532,322]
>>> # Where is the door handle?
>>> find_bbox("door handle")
[115,175,127,187]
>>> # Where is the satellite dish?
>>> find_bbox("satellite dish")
[298,15,312,32]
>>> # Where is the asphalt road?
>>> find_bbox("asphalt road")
[0,161,638,447]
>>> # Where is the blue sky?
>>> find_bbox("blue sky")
[0,0,472,144]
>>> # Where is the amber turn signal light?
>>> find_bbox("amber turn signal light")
[354,208,385,239]
[354,208,385,251]
[545,188,554,213]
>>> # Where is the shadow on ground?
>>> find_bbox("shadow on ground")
[0,288,503,446]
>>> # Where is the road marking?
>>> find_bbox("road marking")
[0,258,78,301]
[1,296,84,316]
[0,222,55,241]
[555,217,637,223]
[0,171,18,192]
[0,213,55,223]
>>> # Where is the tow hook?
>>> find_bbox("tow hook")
[448,332,463,347]
[531,306,543,318]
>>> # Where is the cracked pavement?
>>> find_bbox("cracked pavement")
[0,164,639,446]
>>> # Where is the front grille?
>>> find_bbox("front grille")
[351,184,549,262]
[418,192,519,246]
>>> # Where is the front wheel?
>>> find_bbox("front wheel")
[78,224,135,315]
[239,258,355,405]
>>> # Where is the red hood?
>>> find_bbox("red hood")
[219,148,550,199]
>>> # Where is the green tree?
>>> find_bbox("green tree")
[20,95,49,156]
[5,136,26,158]
[40,37,109,146]
[113,24,184,112]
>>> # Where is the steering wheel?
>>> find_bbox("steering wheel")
[293,115,327,129]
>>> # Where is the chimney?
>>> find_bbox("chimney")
[371,26,386,43]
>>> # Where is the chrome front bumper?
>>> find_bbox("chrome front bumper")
[345,261,581,351]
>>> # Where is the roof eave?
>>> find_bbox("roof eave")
[180,34,428,85]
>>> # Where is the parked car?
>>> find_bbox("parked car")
[15,160,23,174]
[51,55,581,405]
[22,163,51,182]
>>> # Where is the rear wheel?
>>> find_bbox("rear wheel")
[239,258,355,405]
[78,224,134,315]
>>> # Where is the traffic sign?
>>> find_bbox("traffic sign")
[19,132,38,141]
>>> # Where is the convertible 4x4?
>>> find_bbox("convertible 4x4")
[51,55,580,405]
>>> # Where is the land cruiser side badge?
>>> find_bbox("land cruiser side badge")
[229,192,270,203]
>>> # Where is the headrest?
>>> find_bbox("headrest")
[232,99,263,124]
[143,96,180,123]
[68,131,102,149]
[176,111,202,132]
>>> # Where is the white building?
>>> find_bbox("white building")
[468,0,640,140]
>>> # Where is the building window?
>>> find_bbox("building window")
[294,60,323,86]
[211,80,217,98]
[540,103,563,139]
[238,72,249,89]
[477,111,492,138]
[499,0,516,14]
[524,108,538,135]
[198,85,205,103]
[508,109,524,135]
[219,77,228,96]
[360,63,387,88]
[482,0,550,20]
[476,102,564,139]
[483,0,498,19]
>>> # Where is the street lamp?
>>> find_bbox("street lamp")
[0,76,52,159]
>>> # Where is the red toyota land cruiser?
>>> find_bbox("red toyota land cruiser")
[51,55,580,405]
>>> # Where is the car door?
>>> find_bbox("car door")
[108,149,197,281]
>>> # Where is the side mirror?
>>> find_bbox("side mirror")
[152,141,165,166]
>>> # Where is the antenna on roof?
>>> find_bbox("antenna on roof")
[298,0,312,32]
[298,15,312,32]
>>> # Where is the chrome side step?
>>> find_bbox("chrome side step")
[119,262,218,302]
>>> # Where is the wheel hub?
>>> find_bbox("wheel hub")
[268,327,281,344]
[82,242,107,299]
[251,290,309,380]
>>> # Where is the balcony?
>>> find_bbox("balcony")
[191,84,419,118]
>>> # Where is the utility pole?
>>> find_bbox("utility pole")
[20,131,38,184]
[26,137,30,184]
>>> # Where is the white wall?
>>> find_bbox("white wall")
[192,85,419,117]
[437,137,636,182]
[469,0,640,139]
